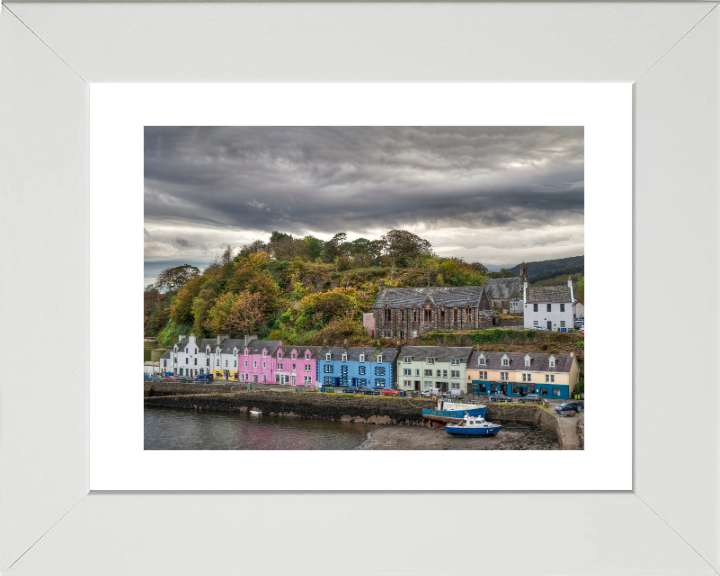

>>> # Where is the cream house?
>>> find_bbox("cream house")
[396,345,474,394]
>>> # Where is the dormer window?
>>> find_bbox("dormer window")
[549,355,556,368]
[427,358,435,365]
[306,352,310,359]
[359,354,365,362]
[404,357,411,364]
[326,353,332,361]
[377,354,383,363]
[342,353,347,362]
[292,352,296,359]
[502,355,510,367]
[479,356,486,366]
[244,350,249,356]
[263,350,267,357]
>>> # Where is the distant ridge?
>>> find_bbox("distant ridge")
[508,256,584,278]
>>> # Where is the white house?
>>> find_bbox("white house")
[574,299,584,319]
[522,278,575,332]
[210,336,248,381]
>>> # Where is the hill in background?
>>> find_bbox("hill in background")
[508,255,584,278]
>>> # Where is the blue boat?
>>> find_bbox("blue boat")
[446,415,502,437]
[422,399,487,424]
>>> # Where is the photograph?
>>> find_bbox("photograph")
[143,126,585,451]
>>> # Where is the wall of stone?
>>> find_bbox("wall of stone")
[485,403,562,445]
[144,382,246,397]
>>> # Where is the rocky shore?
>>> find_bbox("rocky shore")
[358,425,560,450]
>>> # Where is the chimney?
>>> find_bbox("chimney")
[179,335,186,341]
[379,280,385,290]
[245,334,258,345]
[568,276,574,303]
[216,334,229,344]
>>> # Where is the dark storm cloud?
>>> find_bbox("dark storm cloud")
[145,127,583,235]
[144,127,583,278]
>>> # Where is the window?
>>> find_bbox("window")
[440,309,445,321]
[533,304,538,312]
[185,348,188,353]
[549,358,555,367]
[275,374,281,383]
[466,306,472,321]
[453,309,458,322]
[403,369,411,376]
[234,360,237,367]
[179,368,183,375]
[404,380,412,388]
[304,376,312,384]
[263,362,267,369]
[502,358,509,366]
[342,354,347,362]
[376,367,385,376]
[377,354,383,362]
[324,365,333,373]
[427,358,435,365]
[216,359,220,366]
[263,375,267,382]
[415,369,420,376]
[291,352,296,359]
[186,358,189,364]
[245,350,248,356]
[490,383,498,393]
[424,309,432,322]
[451,370,460,378]
[424,369,432,377]
[500,372,509,380]
[479,358,486,366]
[225,360,228,367]
[278,363,283,370]
[384,308,391,322]
[452,382,460,390]
[452,359,460,366]
[478,371,487,380]
[244,360,248,367]
[436,370,442,377]
[195,349,197,354]
[527,374,532,382]
[404,357,411,363]
[253,361,257,368]
[522,373,527,382]
[359,354,365,362]
[359,366,366,375]
[413,310,417,322]
[163,360,167,367]
[478,383,487,393]
[540,387,548,396]
[533,320,539,326]
[341,366,348,374]
[304,364,311,372]
[193,358,197,365]
[375,379,385,387]
[206,359,209,366]
[553,388,561,397]
[306,352,311,359]
[400,309,405,322]
[512,384,519,394]
[547,304,552,312]
[550,375,555,383]
[560,304,565,312]
[262,350,267,357]
[399,331,405,339]
[560,321,566,328]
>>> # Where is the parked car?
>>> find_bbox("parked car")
[532,325,547,331]
[518,394,542,404]
[382,388,400,396]
[342,386,362,394]
[162,376,178,382]
[359,387,381,395]
[488,393,511,403]
[443,389,464,398]
[555,401,584,415]
[420,388,442,398]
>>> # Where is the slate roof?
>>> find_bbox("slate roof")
[218,338,246,354]
[245,339,282,354]
[484,277,521,300]
[398,345,474,364]
[160,350,171,359]
[319,347,399,363]
[468,351,575,373]
[372,286,486,309]
[276,345,323,360]
[526,284,572,304]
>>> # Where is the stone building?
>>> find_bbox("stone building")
[483,276,522,312]
[372,281,494,339]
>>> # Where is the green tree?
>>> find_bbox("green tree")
[304,235,325,260]
[155,264,200,292]
[380,229,433,267]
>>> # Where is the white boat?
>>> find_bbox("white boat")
[249,410,262,416]
[445,415,502,437]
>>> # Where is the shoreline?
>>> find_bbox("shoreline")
[358,424,561,450]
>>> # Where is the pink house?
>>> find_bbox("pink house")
[274,346,322,386]
[240,338,282,384]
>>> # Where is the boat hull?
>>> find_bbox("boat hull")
[422,406,487,423]
[446,425,502,437]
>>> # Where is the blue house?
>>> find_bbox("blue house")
[317,347,398,389]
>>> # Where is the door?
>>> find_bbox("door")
[292,375,296,386]
[547,321,552,330]
[415,381,420,391]
[518,385,527,397]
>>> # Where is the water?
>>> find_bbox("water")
[144,406,376,450]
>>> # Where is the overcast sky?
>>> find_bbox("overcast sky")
[145,126,583,285]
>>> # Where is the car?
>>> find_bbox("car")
[443,389,464,398]
[162,376,178,382]
[532,325,548,331]
[382,388,400,396]
[342,386,362,394]
[555,401,584,415]
[359,387,381,395]
[488,393,512,402]
[518,394,542,404]
[420,388,442,398]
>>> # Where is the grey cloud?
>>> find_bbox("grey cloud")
[145,127,583,266]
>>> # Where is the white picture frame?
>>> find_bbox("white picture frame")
[1,3,718,575]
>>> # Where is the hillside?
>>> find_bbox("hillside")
[508,255,584,277]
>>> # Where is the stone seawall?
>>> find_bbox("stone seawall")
[144,389,427,425]
[145,382,247,397]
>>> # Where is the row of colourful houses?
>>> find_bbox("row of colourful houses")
[158,334,580,399]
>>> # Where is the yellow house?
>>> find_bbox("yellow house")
[466,350,580,399]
